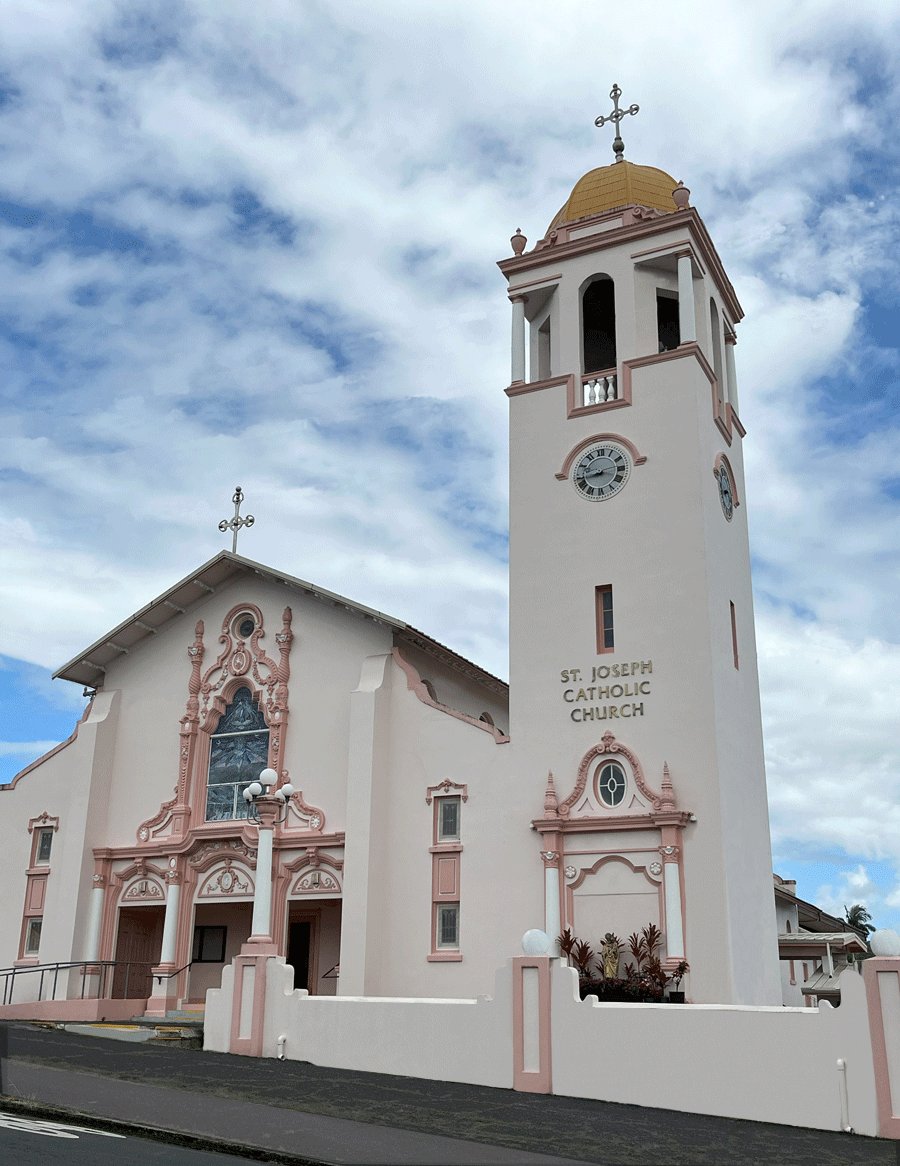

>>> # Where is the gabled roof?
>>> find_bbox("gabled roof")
[53,551,508,696]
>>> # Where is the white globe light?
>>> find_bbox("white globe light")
[241,788,253,802]
[246,781,263,797]
[870,929,900,957]
[522,929,551,956]
[273,789,285,802]
[259,768,278,787]
[281,783,294,798]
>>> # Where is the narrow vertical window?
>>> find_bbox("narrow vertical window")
[596,585,614,655]
[730,601,739,670]
[36,830,53,864]
[25,918,42,955]
[582,277,616,374]
[438,797,460,841]
[657,292,680,352]
[437,904,459,948]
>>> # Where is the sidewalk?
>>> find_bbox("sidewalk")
[1,1022,895,1165]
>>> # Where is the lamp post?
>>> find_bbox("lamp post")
[242,769,293,950]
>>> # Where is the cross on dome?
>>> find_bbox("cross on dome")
[594,83,639,163]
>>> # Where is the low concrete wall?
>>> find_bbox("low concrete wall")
[206,956,513,1089]
[205,956,884,1136]
[551,964,879,1136]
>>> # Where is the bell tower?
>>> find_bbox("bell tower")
[501,98,782,1005]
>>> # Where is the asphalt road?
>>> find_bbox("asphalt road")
[4,1022,900,1165]
[0,1112,277,1165]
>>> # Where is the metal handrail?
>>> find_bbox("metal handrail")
[153,959,195,983]
[0,959,161,1007]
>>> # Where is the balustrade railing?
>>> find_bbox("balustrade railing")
[582,370,618,406]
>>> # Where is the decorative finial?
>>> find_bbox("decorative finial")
[672,181,690,211]
[543,771,559,819]
[594,83,639,163]
[660,762,676,810]
[218,486,255,554]
[510,228,527,256]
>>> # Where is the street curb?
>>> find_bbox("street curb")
[0,1094,333,1165]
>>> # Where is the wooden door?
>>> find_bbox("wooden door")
[112,906,165,998]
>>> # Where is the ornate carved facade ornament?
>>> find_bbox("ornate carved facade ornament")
[28,812,60,834]
[136,787,178,844]
[199,858,253,897]
[188,839,256,867]
[559,731,661,818]
[283,789,326,833]
[291,868,341,894]
[543,772,559,819]
[564,865,577,879]
[425,779,469,806]
[541,850,560,868]
[123,878,164,900]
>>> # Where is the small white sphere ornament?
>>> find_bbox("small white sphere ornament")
[870,929,900,957]
[521,929,551,956]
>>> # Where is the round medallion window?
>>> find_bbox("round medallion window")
[237,616,255,639]
[597,762,626,807]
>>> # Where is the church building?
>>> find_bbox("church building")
[1,110,788,1013]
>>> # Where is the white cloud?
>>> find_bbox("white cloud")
[1,1,900,914]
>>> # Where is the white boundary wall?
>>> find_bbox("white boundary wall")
[205,957,882,1136]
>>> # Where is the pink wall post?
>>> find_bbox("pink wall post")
[512,954,552,1094]
[862,957,900,1137]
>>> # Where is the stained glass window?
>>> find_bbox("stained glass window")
[205,686,270,822]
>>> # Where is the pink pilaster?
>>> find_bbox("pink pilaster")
[862,957,900,1138]
[512,955,552,1094]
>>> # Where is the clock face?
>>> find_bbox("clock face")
[572,442,631,501]
[717,464,734,521]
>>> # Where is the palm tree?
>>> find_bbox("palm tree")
[844,904,875,962]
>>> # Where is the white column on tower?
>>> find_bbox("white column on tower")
[511,295,526,383]
[676,253,696,345]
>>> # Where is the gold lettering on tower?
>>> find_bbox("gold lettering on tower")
[562,660,652,724]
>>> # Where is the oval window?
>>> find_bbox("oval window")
[238,617,255,639]
[597,762,626,807]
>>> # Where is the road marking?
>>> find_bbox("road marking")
[0,1113,126,1139]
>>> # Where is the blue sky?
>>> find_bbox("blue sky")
[2,0,900,930]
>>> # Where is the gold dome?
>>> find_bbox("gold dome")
[549,160,680,231]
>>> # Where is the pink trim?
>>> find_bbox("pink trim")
[512,955,552,1093]
[507,273,562,293]
[497,207,743,325]
[427,952,463,962]
[559,732,660,817]
[727,403,746,437]
[629,239,706,276]
[425,780,468,805]
[229,949,272,1058]
[555,433,647,482]
[0,997,146,1023]
[713,453,740,507]
[862,958,900,1138]
[505,373,573,399]
[3,700,93,790]
[565,854,664,940]
[392,648,509,742]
